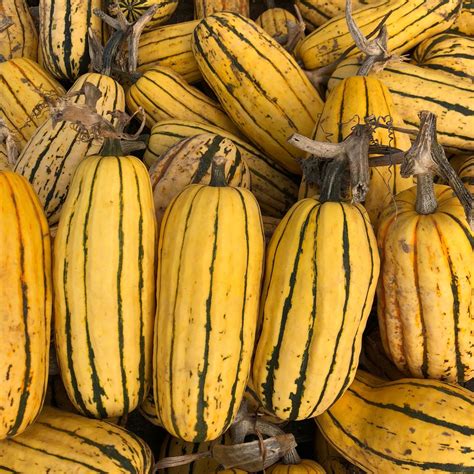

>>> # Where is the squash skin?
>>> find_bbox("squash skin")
[14,73,125,225]
[118,0,178,27]
[0,0,37,60]
[39,0,103,81]
[457,155,474,194]
[303,76,413,228]
[194,0,249,18]
[145,119,298,218]
[149,133,250,226]
[316,371,474,473]
[453,0,474,35]
[255,8,299,46]
[0,406,154,471]
[0,58,65,151]
[267,460,326,474]
[298,0,463,70]
[252,198,380,421]
[328,58,474,153]
[377,185,473,383]
[192,12,324,174]
[154,180,265,442]
[53,155,156,418]
[0,171,52,439]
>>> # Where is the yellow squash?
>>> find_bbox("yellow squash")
[413,32,474,80]
[0,0,37,60]
[453,0,474,35]
[194,0,249,18]
[118,0,178,27]
[315,428,357,473]
[377,185,473,383]
[298,0,463,70]
[145,119,298,218]
[0,171,51,439]
[316,371,474,473]
[0,407,153,471]
[138,20,201,82]
[154,160,265,442]
[54,153,156,418]
[127,66,240,133]
[149,133,250,225]
[267,460,326,474]
[328,58,474,153]
[14,73,125,225]
[192,12,324,174]
[39,0,103,81]
[458,155,474,193]
[307,76,413,228]
[256,8,299,46]
[0,58,65,151]
[295,0,379,30]
[252,196,380,420]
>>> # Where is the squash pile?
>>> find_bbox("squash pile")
[0,0,473,473]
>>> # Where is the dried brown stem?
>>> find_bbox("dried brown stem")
[0,119,18,167]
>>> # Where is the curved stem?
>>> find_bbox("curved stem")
[319,158,347,202]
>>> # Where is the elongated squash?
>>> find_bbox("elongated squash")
[118,0,178,27]
[192,12,324,174]
[307,76,413,228]
[315,428,359,473]
[138,21,201,82]
[14,73,125,225]
[267,460,326,474]
[0,171,51,439]
[145,119,298,218]
[298,0,463,70]
[155,160,265,442]
[0,58,65,151]
[458,155,474,193]
[139,392,162,426]
[377,185,473,383]
[127,66,240,133]
[316,371,474,473]
[256,8,299,46]
[0,406,153,472]
[453,0,474,35]
[295,0,379,30]
[39,0,103,81]
[252,193,380,420]
[150,133,250,225]
[0,0,37,60]
[328,58,474,152]
[54,152,156,419]
[194,0,249,18]
[413,32,474,81]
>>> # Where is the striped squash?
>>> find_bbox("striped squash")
[194,0,249,18]
[454,0,474,35]
[14,73,125,225]
[53,153,156,418]
[145,119,298,218]
[0,406,153,472]
[139,392,162,426]
[0,171,51,439]
[154,161,265,442]
[0,0,37,60]
[267,460,326,474]
[255,8,299,46]
[252,197,380,421]
[328,58,474,153]
[413,32,474,81]
[118,0,178,27]
[297,0,463,70]
[192,12,324,174]
[307,76,413,228]
[39,0,103,81]
[159,435,224,474]
[316,371,474,473]
[295,0,379,30]
[315,428,359,473]
[138,21,201,82]
[0,58,65,151]
[377,185,473,383]
[126,66,240,133]
[149,133,250,225]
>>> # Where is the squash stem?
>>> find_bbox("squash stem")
[415,174,437,215]
[101,137,123,156]
[319,159,347,202]
[209,156,228,187]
